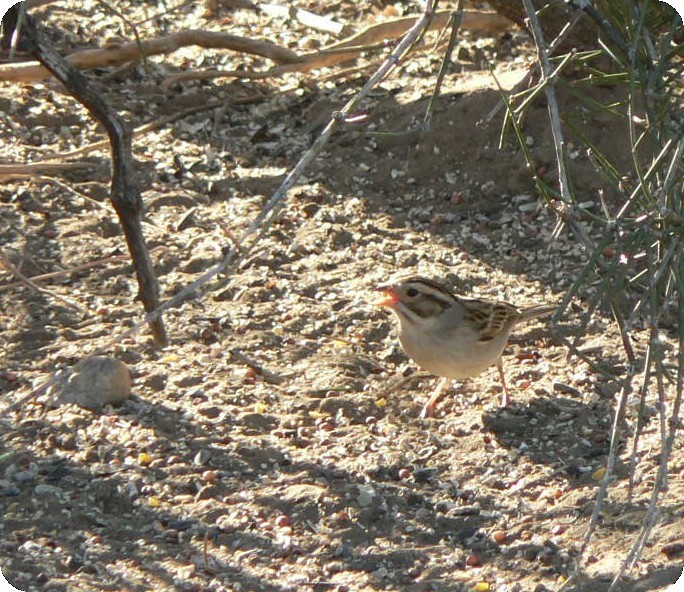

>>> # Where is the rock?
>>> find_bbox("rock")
[53,357,131,411]
[195,484,218,501]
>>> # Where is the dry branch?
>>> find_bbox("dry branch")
[0,248,164,293]
[0,161,92,178]
[165,9,513,85]
[324,9,511,51]
[0,30,302,83]
[22,12,168,345]
[0,10,511,85]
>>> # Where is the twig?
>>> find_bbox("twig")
[0,249,88,314]
[0,248,164,293]
[522,0,571,204]
[422,1,464,130]
[163,9,512,86]
[567,0,631,59]
[0,162,91,177]
[0,30,301,83]
[608,260,684,590]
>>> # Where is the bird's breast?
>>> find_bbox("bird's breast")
[398,320,509,379]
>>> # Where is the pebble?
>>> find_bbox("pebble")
[34,484,60,496]
[52,357,131,411]
[195,485,218,501]
[193,450,212,466]
[356,484,376,507]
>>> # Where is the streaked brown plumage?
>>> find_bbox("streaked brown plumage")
[377,276,555,416]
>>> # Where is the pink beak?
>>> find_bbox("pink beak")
[375,286,399,307]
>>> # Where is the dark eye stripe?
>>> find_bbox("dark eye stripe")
[404,279,457,304]
[404,291,452,318]
[404,277,456,300]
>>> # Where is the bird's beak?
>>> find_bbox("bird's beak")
[374,286,399,307]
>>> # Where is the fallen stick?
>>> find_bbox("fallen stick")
[0,249,88,313]
[165,9,513,85]
[0,248,165,293]
[0,30,302,83]
[1,10,512,85]
[0,161,92,177]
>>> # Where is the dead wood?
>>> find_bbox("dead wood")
[0,161,92,178]
[1,10,509,85]
[22,13,168,345]
[0,248,165,293]
[165,9,513,85]
[0,29,302,83]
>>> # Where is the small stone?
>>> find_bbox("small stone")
[52,357,131,411]
[356,484,376,507]
[194,450,211,466]
[34,484,59,496]
[197,405,222,419]
[202,470,219,483]
[275,515,291,528]
[195,485,218,501]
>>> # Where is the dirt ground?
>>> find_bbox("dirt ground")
[1,1,683,591]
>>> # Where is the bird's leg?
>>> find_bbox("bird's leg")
[496,359,511,407]
[420,377,450,419]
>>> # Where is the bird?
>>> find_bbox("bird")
[376,276,555,418]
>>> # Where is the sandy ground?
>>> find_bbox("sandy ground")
[1,1,682,591]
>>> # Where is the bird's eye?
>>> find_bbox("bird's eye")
[406,287,418,298]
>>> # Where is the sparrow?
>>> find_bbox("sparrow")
[376,276,555,417]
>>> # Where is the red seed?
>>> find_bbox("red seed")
[492,530,508,544]
[398,468,412,480]
[466,554,481,567]
[275,515,291,528]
